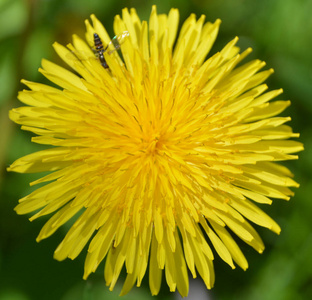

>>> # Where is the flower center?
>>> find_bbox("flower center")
[145,134,162,155]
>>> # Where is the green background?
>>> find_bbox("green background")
[1,0,311,299]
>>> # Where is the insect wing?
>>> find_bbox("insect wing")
[76,50,93,61]
[106,31,130,55]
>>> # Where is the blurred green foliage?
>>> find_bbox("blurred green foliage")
[1,0,311,299]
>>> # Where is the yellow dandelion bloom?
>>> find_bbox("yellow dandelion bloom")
[8,6,303,297]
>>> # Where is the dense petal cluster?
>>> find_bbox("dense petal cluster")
[8,6,303,296]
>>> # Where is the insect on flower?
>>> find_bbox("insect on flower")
[93,31,129,69]
[67,31,130,69]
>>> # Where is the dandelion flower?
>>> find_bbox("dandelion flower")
[8,6,303,296]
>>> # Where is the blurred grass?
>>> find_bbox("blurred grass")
[1,0,311,299]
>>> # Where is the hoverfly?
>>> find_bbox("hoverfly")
[67,31,129,70]
[93,31,129,69]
